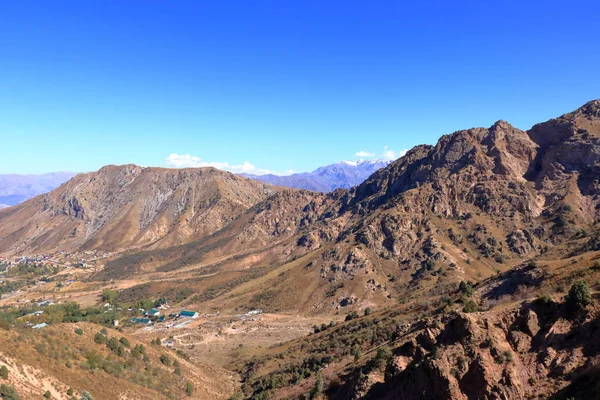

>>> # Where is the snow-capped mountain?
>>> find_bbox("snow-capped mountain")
[0,172,76,207]
[241,159,391,192]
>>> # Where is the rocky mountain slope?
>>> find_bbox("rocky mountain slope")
[242,160,391,192]
[0,171,76,206]
[1,100,600,399]
[93,100,600,315]
[0,165,284,255]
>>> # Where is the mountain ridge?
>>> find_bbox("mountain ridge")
[241,159,391,192]
[2,100,600,400]
[0,171,76,206]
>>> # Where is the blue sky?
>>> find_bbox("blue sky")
[1,1,599,175]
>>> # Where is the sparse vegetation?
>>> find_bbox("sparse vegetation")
[463,300,479,313]
[0,384,19,400]
[185,382,194,396]
[459,281,473,297]
[566,281,592,313]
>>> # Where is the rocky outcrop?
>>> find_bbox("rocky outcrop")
[347,299,600,400]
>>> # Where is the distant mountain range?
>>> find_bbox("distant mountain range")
[0,172,76,207]
[0,161,390,209]
[241,159,391,192]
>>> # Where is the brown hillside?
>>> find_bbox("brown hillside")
[87,100,600,318]
[0,165,284,255]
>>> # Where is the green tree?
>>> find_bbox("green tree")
[107,337,119,352]
[43,390,51,398]
[459,281,473,297]
[93,333,106,344]
[160,355,171,366]
[0,366,8,379]
[0,384,20,400]
[67,388,73,396]
[312,370,324,397]
[566,281,592,312]
[185,382,194,396]
[101,289,117,304]
[463,300,479,313]
[373,347,393,369]
[74,328,83,336]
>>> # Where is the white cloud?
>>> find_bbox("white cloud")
[164,154,281,175]
[353,146,409,161]
[381,146,409,160]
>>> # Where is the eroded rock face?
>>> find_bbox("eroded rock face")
[506,230,535,256]
[349,300,600,400]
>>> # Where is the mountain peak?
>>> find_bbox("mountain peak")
[575,99,600,117]
[490,119,514,130]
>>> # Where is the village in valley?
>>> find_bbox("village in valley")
[0,251,327,372]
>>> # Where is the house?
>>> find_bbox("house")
[179,310,198,319]
[131,317,152,324]
[148,308,160,317]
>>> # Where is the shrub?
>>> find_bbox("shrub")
[81,391,94,400]
[43,390,51,398]
[311,370,323,398]
[463,300,479,313]
[119,337,130,347]
[372,347,393,369]
[74,328,84,336]
[101,289,117,304]
[0,384,19,400]
[345,311,359,321]
[459,281,473,297]
[566,281,592,312]
[93,333,106,344]
[185,382,194,396]
[131,348,141,359]
[67,388,73,396]
[160,355,171,366]
[535,294,553,305]
[353,348,362,361]
[107,337,119,352]
[133,344,145,354]
[0,366,8,379]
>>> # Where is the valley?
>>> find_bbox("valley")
[1,100,600,399]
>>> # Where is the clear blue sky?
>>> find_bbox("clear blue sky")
[1,1,599,174]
